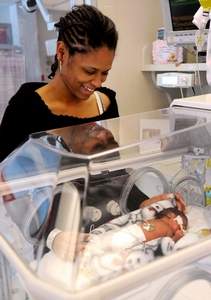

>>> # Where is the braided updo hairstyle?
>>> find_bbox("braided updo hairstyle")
[48,4,118,79]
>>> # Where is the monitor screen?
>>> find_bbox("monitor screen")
[169,0,200,31]
[161,0,210,32]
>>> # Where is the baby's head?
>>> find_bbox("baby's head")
[141,198,175,220]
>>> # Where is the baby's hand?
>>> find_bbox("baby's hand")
[139,193,174,208]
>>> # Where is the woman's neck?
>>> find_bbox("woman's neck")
[47,75,77,104]
[36,75,99,118]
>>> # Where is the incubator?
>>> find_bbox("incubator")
[1,105,211,299]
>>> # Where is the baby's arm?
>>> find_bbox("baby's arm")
[140,193,186,213]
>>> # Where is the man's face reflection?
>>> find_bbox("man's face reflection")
[71,123,119,155]
[52,123,119,155]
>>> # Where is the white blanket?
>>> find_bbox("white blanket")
[37,205,211,292]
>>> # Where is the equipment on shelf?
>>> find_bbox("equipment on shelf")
[156,72,195,88]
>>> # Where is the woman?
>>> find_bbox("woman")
[0,4,119,162]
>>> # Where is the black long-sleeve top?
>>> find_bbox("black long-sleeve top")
[0,82,119,161]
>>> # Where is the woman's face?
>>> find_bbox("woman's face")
[58,44,115,100]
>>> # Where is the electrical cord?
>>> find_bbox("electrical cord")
[194,29,207,94]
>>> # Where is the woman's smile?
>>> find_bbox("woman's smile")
[81,84,95,96]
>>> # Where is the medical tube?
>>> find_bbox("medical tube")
[120,167,170,213]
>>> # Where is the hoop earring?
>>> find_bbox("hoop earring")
[59,60,62,72]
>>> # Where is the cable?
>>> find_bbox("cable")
[192,86,196,95]
[194,29,207,94]
[179,87,184,98]
[196,49,203,94]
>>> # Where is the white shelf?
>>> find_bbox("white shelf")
[141,63,207,72]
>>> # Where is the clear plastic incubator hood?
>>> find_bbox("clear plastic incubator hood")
[1,106,211,299]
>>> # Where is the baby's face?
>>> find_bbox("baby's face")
[162,211,187,235]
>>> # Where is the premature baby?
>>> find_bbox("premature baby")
[41,193,188,291]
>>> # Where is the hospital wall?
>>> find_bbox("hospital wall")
[98,0,169,116]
